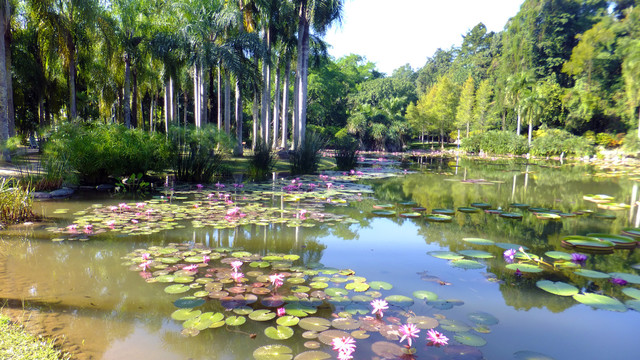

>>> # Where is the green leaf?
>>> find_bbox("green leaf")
[536,280,579,296]
[609,272,640,284]
[451,259,485,269]
[505,263,542,273]
[264,326,294,340]
[573,269,610,279]
[225,316,247,326]
[572,293,627,312]
[462,238,495,246]
[413,290,438,301]
[368,281,393,290]
[253,345,293,360]
[428,251,464,260]
[458,250,494,259]
[622,287,640,300]
[453,333,486,346]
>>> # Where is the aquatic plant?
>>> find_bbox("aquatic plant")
[0,178,34,224]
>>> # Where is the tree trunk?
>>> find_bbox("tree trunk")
[183,90,188,127]
[281,58,290,149]
[295,7,310,149]
[637,106,640,140]
[68,40,77,121]
[234,79,243,157]
[124,54,131,128]
[502,110,506,131]
[0,5,9,161]
[150,93,155,132]
[527,120,532,146]
[5,24,13,137]
[217,65,222,130]
[194,64,199,127]
[516,107,521,135]
[224,71,231,134]
[201,65,207,127]
[261,27,272,145]
[132,67,138,128]
[272,60,281,149]
[466,121,469,138]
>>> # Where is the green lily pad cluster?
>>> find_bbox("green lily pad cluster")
[122,244,496,359]
[427,236,640,312]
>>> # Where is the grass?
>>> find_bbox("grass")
[222,153,336,174]
[0,314,69,360]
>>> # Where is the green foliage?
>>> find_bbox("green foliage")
[0,178,34,225]
[115,173,151,194]
[0,314,69,360]
[248,140,276,181]
[461,130,528,155]
[169,125,231,183]
[333,135,359,171]
[44,123,170,185]
[621,133,640,155]
[290,132,326,175]
[530,128,594,157]
[595,132,622,148]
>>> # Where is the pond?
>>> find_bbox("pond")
[1,156,639,360]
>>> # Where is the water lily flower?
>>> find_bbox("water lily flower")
[503,249,516,263]
[426,329,449,346]
[610,277,628,286]
[231,261,243,272]
[269,273,285,289]
[194,204,199,208]
[227,207,241,217]
[84,224,93,231]
[202,255,210,264]
[207,193,215,199]
[66,224,78,231]
[196,184,203,190]
[277,307,286,317]
[183,264,199,272]
[215,182,225,189]
[106,220,115,228]
[571,253,588,264]
[109,206,118,211]
[518,246,532,260]
[118,203,127,208]
[398,323,420,347]
[141,253,151,260]
[515,268,523,277]
[350,169,355,175]
[370,299,389,317]
[131,219,139,224]
[140,260,152,271]
[136,202,146,208]
[332,336,356,359]
[230,272,244,282]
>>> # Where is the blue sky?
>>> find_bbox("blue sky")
[323,0,525,75]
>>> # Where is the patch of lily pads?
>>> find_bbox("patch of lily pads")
[122,243,501,359]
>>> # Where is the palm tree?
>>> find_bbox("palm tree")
[0,0,10,161]
[293,0,343,149]
[522,84,544,147]
[506,71,534,136]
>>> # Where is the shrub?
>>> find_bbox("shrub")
[529,129,594,157]
[169,125,231,183]
[596,132,620,148]
[621,133,640,156]
[290,131,326,175]
[0,178,34,224]
[44,123,170,185]
[334,135,359,171]
[461,131,528,155]
[248,139,276,181]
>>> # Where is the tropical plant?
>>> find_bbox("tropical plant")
[247,139,276,181]
[333,134,358,171]
[461,130,528,155]
[169,125,231,183]
[290,131,325,175]
[0,178,34,224]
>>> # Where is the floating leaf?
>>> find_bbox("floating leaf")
[513,350,556,360]
[622,288,640,300]
[428,251,464,260]
[495,243,528,250]
[371,210,395,216]
[608,272,640,284]
[440,319,471,332]
[265,326,294,340]
[454,333,486,346]
[499,212,523,220]
[451,259,485,269]
[536,280,579,296]
[467,312,499,326]
[413,290,438,301]
[458,250,494,259]
[171,309,201,321]
[298,317,330,331]
[277,316,300,327]
[462,238,494,246]
[253,344,293,360]
[164,284,190,294]
[345,282,370,292]
[384,295,414,307]
[505,263,542,273]
[368,281,393,290]
[174,297,205,308]
[544,251,572,260]
[627,300,640,312]
[284,303,317,317]
[225,315,247,326]
[292,351,331,360]
[407,316,438,329]
[574,269,610,279]
[425,214,453,222]
[331,318,361,330]
[317,330,351,345]
[572,293,627,312]
[325,288,348,297]
[183,315,214,330]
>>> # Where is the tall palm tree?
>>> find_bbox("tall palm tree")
[522,84,544,147]
[506,71,534,136]
[293,0,343,148]
[0,0,10,161]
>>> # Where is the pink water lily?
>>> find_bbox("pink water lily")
[66,224,78,231]
[202,255,210,264]
[136,202,146,208]
[277,307,286,317]
[196,184,203,190]
[426,329,449,346]
[398,323,420,347]
[230,272,244,282]
[140,260,152,271]
[230,261,243,272]
[269,273,284,289]
[183,264,199,272]
[141,253,151,260]
[332,336,356,360]
[370,299,389,317]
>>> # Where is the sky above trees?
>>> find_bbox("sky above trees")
[324,0,525,74]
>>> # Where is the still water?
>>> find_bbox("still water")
[1,157,639,360]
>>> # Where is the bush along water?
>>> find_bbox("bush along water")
[44,122,170,185]
[290,131,326,175]
[0,178,34,225]
[333,135,359,171]
[530,128,594,157]
[461,130,528,155]
[169,125,232,183]
[247,139,276,181]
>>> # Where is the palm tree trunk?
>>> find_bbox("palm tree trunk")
[234,79,243,157]
[292,67,299,150]
[261,28,271,145]
[528,120,532,146]
[272,60,281,149]
[516,107,521,136]
[201,65,207,127]
[281,58,290,149]
[69,41,77,121]
[224,71,231,134]
[132,68,138,128]
[194,64,199,127]
[150,93,155,132]
[124,54,131,128]
[295,8,310,149]
[217,65,222,130]
[0,4,9,161]
[637,106,640,140]
[5,27,13,137]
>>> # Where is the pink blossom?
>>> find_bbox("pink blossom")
[141,253,151,260]
[426,329,449,346]
[230,272,244,282]
[140,260,152,271]
[196,184,203,190]
[183,264,199,272]
[202,255,210,264]
[66,224,78,231]
[277,307,286,317]
[84,224,93,231]
[109,206,118,211]
[230,261,243,272]
[131,219,139,224]
[332,336,356,359]
[227,207,241,216]
[399,323,420,347]
[106,220,115,227]
[269,273,284,289]
[136,202,146,208]
[370,299,388,317]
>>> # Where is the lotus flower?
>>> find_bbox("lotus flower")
[332,336,356,360]
[398,323,420,347]
[141,253,151,260]
[426,329,449,346]
[370,299,388,317]
[140,260,152,271]
[269,273,284,289]
[230,261,243,272]
[136,202,146,208]
[230,272,244,282]
[202,255,210,264]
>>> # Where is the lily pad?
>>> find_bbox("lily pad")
[164,284,191,294]
[470,202,491,209]
[253,345,293,360]
[451,259,485,269]
[453,333,486,346]
[325,287,348,297]
[428,251,464,260]
[536,280,579,296]
[608,272,640,284]
[384,295,414,307]
[368,281,393,290]
[331,318,361,330]
[345,282,370,292]
[399,212,422,218]
[171,309,201,321]
[265,325,294,340]
[499,212,523,220]
[432,208,455,215]
[249,309,276,321]
[505,263,543,273]
[544,251,572,260]
[425,214,453,222]
[371,210,395,216]
[407,316,438,329]
[458,207,481,213]
[467,312,498,326]
[292,351,331,360]
[174,297,205,308]
[225,315,247,326]
[458,250,494,259]
[587,233,637,249]
[462,238,495,246]
[284,303,317,317]
[572,293,627,312]
[317,330,350,345]
[298,317,330,331]
[573,269,610,279]
[513,350,556,360]
[622,287,640,300]
[413,290,438,301]
[440,319,471,332]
